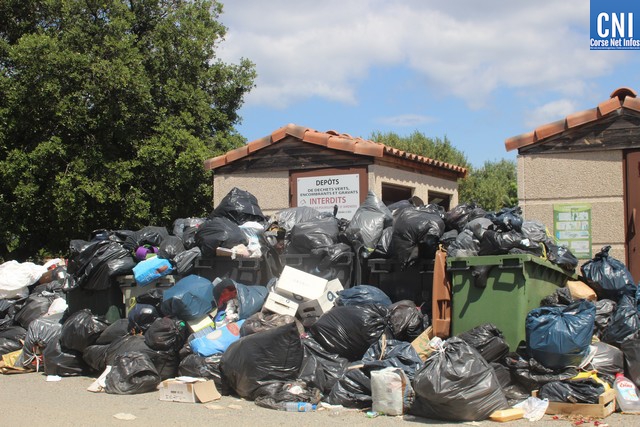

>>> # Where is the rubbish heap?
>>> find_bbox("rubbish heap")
[1,188,640,421]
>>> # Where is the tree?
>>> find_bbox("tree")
[0,0,256,261]
[370,131,517,211]
[458,159,518,211]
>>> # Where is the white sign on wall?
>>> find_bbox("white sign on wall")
[296,174,360,220]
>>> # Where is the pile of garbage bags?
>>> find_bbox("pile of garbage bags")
[1,187,639,421]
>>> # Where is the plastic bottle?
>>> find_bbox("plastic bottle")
[283,402,316,412]
[614,372,640,413]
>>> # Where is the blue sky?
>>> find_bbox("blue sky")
[217,0,640,168]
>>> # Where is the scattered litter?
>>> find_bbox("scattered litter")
[228,404,243,410]
[45,375,61,382]
[113,413,137,420]
[205,404,226,411]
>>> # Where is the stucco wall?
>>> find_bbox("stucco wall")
[517,150,625,262]
[213,171,290,217]
[368,164,459,206]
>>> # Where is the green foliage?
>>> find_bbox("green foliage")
[370,131,517,211]
[0,0,256,260]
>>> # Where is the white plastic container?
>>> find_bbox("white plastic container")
[614,372,640,413]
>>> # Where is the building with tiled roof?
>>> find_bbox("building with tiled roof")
[504,87,640,277]
[205,124,467,220]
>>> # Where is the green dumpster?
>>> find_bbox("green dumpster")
[447,254,577,350]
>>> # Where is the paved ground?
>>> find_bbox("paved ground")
[0,372,638,427]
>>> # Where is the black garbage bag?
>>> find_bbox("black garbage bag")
[505,353,579,392]
[254,380,322,410]
[438,229,458,250]
[371,227,393,258]
[478,230,539,256]
[195,217,248,257]
[161,275,214,321]
[221,323,304,400]
[178,354,231,395]
[144,317,187,352]
[589,341,624,376]
[135,288,166,316]
[14,294,53,329]
[344,191,393,250]
[595,299,617,338]
[269,207,322,232]
[465,217,495,240]
[622,338,640,387]
[447,229,481,257]
[43,335,88,376]
[67,240,131,291]
[327,364,372,408]
[309,304,389,361]
[211,187,266,225]
[173,247,202,276]
[123,226,169,252]
[298,336,349,394]
[540,287,575,307]
[287,216,339,253]
[157,236,185,261]
[182,222,205,250]
[172,218,205,241]
[457,323,510,363]
[491,362,530,406]
[127,304,160,333]
[601,294,640,346]
[526,300,595,370]
[106,257,136,279]
[95,319,130,345]
[17,313,64,367]
[309,243,353,280]
[388,300,425,342]
[444,202,487,232]
[104,351,161,395]
[60,309,108,352]
[581,245,637,300]
[0,325,26,341]
[240,312,296,337]
[212,278,268,320]
[82,344,109,372]
[390,208,444,264]
[361,338,423,380]
[0,298,17,319]
[485,206,523,232]
[0,337,23,355]
[105,334,178,380]
[539,379,605,404]
[546,243,579,272]
[335,285,392,307]
[410,338,508,421]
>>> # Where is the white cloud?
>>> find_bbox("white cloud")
[377,114,436,127]
[524,99,577,128]
[217,0,626,109]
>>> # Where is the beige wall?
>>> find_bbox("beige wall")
[517,150,626,262]
[213,171,290,217]
[368,164,459,207]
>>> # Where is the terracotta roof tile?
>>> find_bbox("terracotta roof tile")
[203,124,467,177]
[597,97,622,116]
[505,132,535,152]
[534,119,567,140]
[204,155,226,171]
[225,145,249,163]
[505,86,636,152]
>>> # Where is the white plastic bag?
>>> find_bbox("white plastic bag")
[371,367,414,416]
[0,260,47,298]
[513,396,549,421]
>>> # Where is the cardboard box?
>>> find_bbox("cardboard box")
[263,292,299,316]
[532,389,616,419]
[410,326,435,361]
[187,310,217,334]
[274,266,329,302]
[159,377,221,403]
[297,279,343,319]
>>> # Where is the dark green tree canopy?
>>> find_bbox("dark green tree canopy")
[370,131,517,212]
[0,0,256,260]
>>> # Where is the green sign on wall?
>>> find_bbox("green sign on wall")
[553,203,592,259]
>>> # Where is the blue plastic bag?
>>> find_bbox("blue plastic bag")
[212,278,268,320]
[335,285,392,307]
[190,320,245,356]
[526,300,595,370]
[161,275,214,320]
[133,256,173,286]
